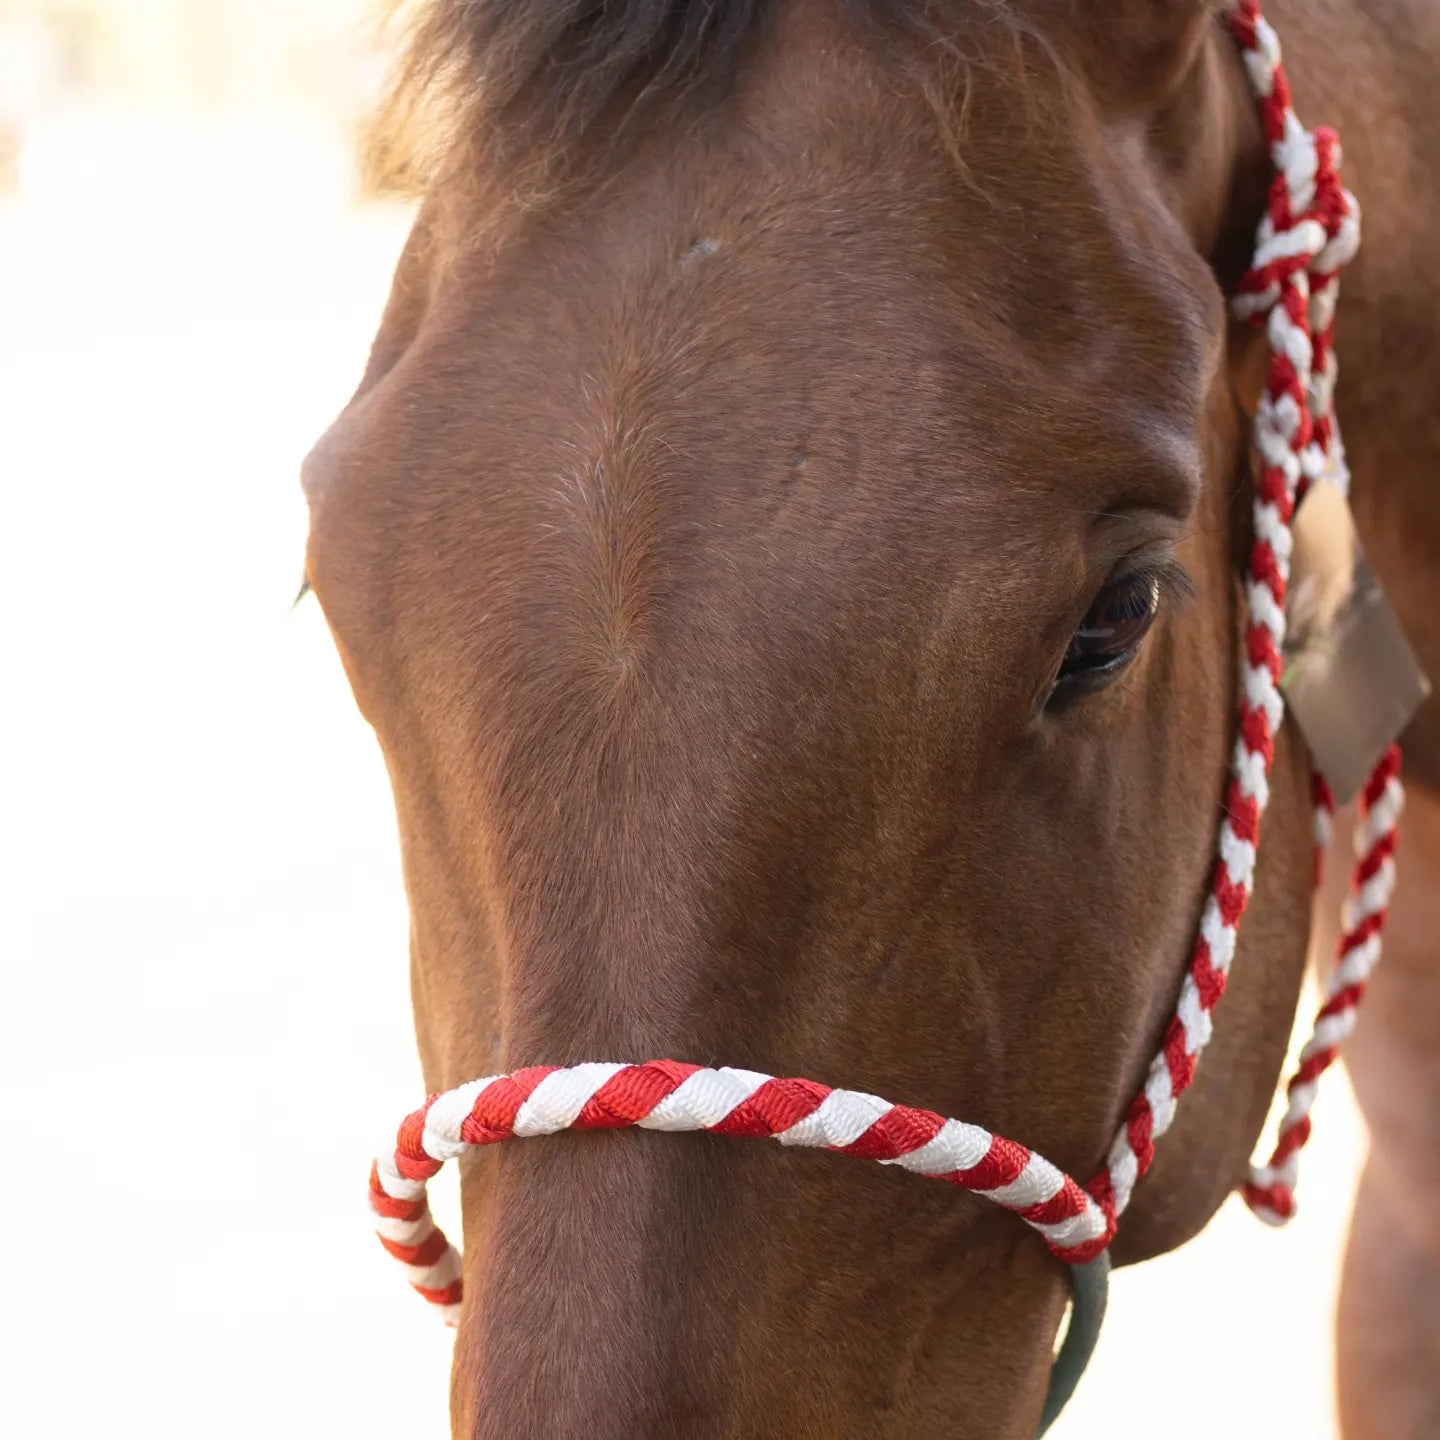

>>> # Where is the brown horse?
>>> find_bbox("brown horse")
[303,2,1440,1435]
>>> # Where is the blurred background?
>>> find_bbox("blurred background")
[0,2,1362,1435]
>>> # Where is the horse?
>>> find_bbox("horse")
[301,2,1440,1435]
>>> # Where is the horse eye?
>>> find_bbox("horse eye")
[1053,571,1162,693]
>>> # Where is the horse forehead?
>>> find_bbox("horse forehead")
[307,33,1221,668]
[403,220,1208,582]
[429,98,1218,484]
[300,208,1206,714]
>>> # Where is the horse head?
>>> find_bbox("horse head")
[304,3,1320,1433]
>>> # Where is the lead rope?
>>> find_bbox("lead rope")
[1245,746,1402,1221]
[1090,0,1401,1235]
[1227,1,1403,1222]
[366,4,1401,1432]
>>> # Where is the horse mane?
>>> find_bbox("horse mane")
[370,0,1029,202]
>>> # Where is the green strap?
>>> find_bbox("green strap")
[1037,1252,1111,1436]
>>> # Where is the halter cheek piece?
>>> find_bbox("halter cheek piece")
[367,5,1404,1431]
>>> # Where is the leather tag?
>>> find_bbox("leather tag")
[1282,483,1431,804]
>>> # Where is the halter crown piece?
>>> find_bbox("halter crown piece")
[367,4,1402,1430]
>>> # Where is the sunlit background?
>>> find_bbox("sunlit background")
[1,3,1362,1434]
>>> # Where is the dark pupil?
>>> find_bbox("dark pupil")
[1065,574,1160,668]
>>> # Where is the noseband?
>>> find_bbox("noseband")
[367,5,1405,1431]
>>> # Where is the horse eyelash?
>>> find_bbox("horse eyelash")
[1120,555,1195,610]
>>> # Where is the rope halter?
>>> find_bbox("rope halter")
[367,4,1404,1432]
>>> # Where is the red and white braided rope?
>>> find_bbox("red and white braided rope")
[1218,4,1403,1227]
[1246,746,1403,1222]
[1087,0,1396,1230]
[370,1,1406,1324]
[371,1062,1115,1323]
